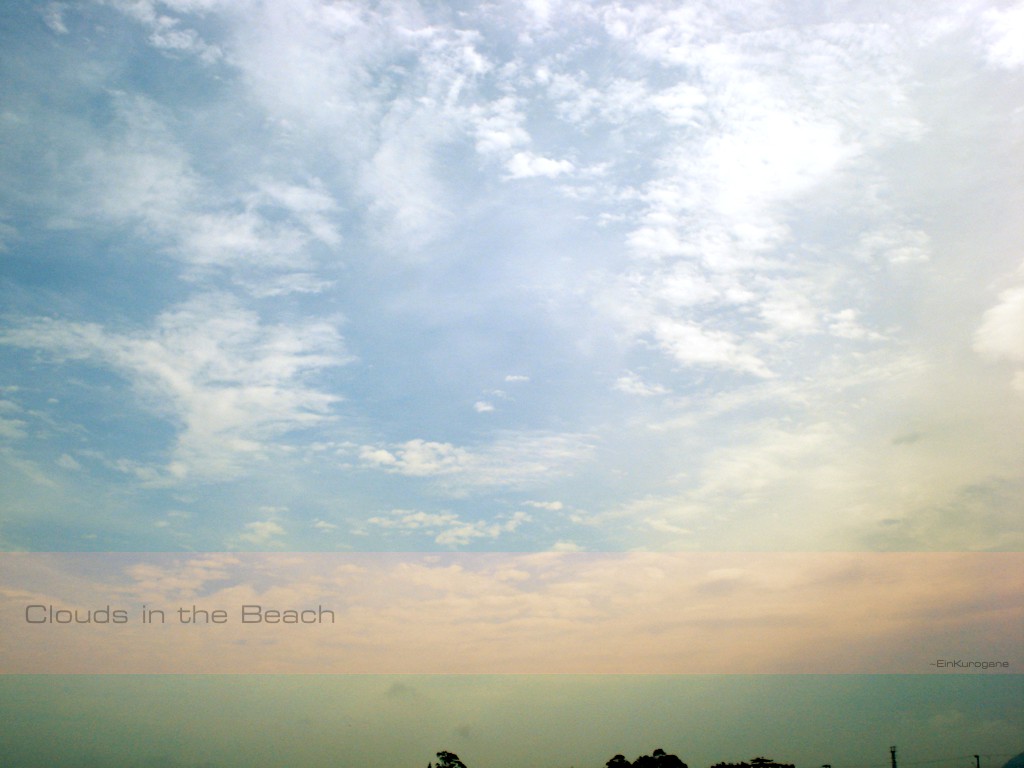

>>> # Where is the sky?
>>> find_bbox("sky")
[1,0,1022,553]
[0,0,1022,766]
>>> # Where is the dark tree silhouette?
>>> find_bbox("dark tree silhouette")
[433,751,468,768]
[608,749,688,768]
[653,749,687,768]
[711,757,794,768]
[636,749,688,768]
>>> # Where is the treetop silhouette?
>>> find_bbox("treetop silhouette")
[607,748,688,768]
[711,757,795,768]
[426,748,792,768]
[430,751,468,768]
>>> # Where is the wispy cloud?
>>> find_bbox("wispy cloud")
[365,509,531,547]
[1,294,349,480]
[0,0,1020,553]
[357,432,595,492]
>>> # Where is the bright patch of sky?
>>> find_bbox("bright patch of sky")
[1,0,1022,552]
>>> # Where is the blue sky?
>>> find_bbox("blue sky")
[1,0,1023,555]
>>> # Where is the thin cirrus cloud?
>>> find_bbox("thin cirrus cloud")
[362,509,532,547]
[0,0,1021,554]
[356,433,595,489]
[1,293,349,482]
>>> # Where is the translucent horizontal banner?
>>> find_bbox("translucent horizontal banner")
[1,552,1020,673]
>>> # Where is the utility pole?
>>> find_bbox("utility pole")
[891,746,897,768]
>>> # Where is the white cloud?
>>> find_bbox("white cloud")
[0,417,27,441]
[614,372,668,397]
[4,0,1021,558]
[857,227,931,265]
[549,539,583,552]
[239,519,286,545]
[358,432,594,491]
[359,440,468,478]
[366,509,530,547]
[698,112,853,223]
[975,282,1024,394]
[975,285,1024,363]
[652,318,772,377]
[505,151,574,180]
[193,0,508,252]
[258,178,342,247]
[358,102,456,249]
[56,93,344,292]
[56,454,81,471]
[983,3,1024,69]
[0,294,350,481]
[646,518,692,536]
[524,500,563,511]
[560,9,931,384]
[626,226,691,262]
[828,309,883,341]
[522,0,554,29]
[124,553,241,601]
[240,272,336,298]
[469,96,530,155]
[147,20,222,63]
[42,3,69,34]
[600,4,711,64]
[757,291,818,336]
[546,74,655,127]
[649,82,707,126]
[101,0,233,61]
[367,509,458,530]
[0,399,27,441]
[435,511,530,546]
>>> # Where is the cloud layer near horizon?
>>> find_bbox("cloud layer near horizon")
[2,551,1020,673]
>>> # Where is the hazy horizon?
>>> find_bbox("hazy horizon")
[1,675,1021,768]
